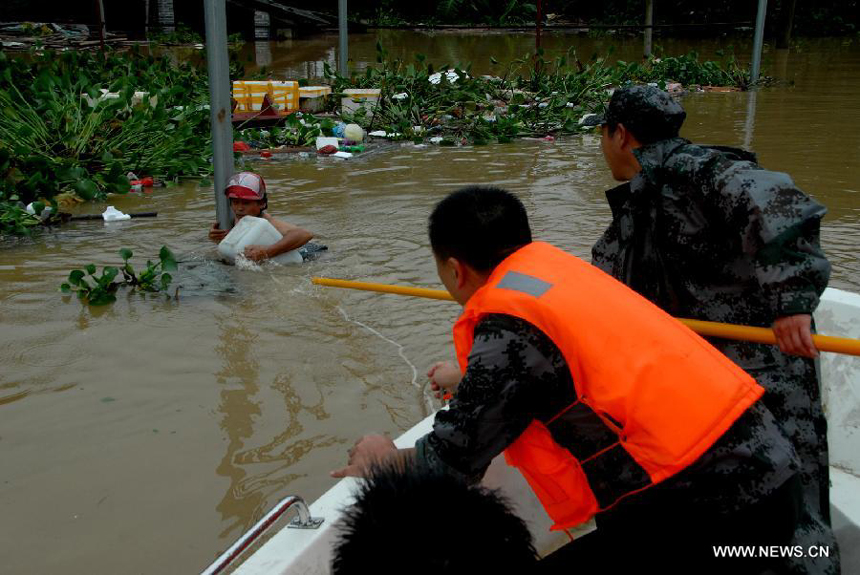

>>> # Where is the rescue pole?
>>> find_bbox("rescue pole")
[311,277,860,357]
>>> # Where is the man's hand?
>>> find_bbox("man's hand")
[209,222,227,242]
[331,434,397,478]
[427,361,463,399]
[243,245,270,262]
[772,314,818,358]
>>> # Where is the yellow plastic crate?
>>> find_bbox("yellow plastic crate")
[298,85,332,112]
[232,80,299,112]
[299,86,332,98]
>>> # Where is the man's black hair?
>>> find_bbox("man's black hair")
[331,463,538,574]
[428,186,532,272]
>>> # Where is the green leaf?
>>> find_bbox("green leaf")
[160,272,172,291]
[60,283,71,293]
[119,248,133,261]
[73,179,99,201]
[68,270,85,285]
[85,264,97,275]
[103,266,119,282]
[89,292,117,306]
[159,246,178,271]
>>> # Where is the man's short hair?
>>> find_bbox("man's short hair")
[332,463,537,574]
[428,186,532,272]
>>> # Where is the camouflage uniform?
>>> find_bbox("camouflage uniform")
[415,313,800,572]
[589,86,838,573]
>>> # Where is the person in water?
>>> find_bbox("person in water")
[208,171,314,262]
[333,186,811,574]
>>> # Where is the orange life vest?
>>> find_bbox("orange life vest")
[452,242,763,530]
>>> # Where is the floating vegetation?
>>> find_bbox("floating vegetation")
[60,246,178,306]
[324,44,754,145]
[1,43,755,236]
[0,49,215,235]
[236,113,335,149]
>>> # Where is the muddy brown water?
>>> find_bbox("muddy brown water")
[1,32,858,574]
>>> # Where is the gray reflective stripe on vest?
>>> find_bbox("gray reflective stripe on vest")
[496,271,553,298]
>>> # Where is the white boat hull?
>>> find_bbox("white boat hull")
[231,287,860,574]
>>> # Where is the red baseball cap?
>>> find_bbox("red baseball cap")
[225,172,267,200]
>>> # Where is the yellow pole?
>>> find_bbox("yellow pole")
[313,277,455,301]
[311,277,860,357]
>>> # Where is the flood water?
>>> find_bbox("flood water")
[1,31,859,574]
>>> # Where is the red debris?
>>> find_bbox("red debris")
[317,145,338,155]
[260,151,273,158]
[233,141,252,152]
[129,177,154,192]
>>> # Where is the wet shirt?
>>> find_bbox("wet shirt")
[414,314,796,515]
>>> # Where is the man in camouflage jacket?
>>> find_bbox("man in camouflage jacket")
[586,85,838,573]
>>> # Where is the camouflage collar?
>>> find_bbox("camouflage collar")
[631,137,690,191]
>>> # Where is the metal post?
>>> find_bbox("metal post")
[338,0,348,76]
[534,0,542,74]
[644,0,653,58]
[750,0,768,86]
[95,0,106,50]
[203,0,234,232]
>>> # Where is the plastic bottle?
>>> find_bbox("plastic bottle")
[338,145,365,153]
[332,122,347,138]
[343,123,364,142]
[217,216,303,265]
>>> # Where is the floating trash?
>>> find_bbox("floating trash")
[102,206,130,222]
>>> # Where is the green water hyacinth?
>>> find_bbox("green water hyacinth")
[324,44,755,145]
[61,246,179,306]
[0,49,215,235]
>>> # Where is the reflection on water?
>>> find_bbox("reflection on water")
[254,41,272,67]
[0,32,858,574]
[742,90,757,151]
